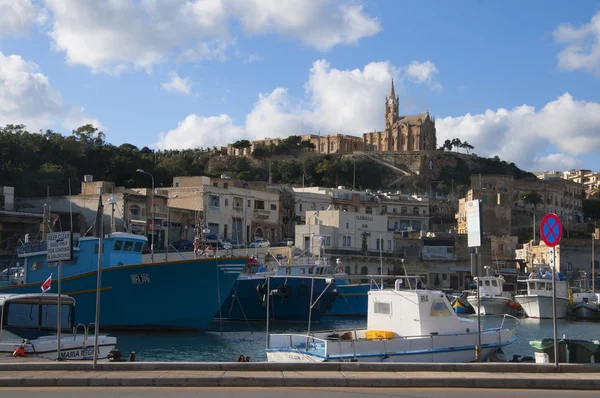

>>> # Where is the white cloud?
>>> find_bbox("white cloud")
[41,0,381,73]
[436,93,600,170]
[156,59,443,149]
[244,53,262,64]
[155,114,244,150]
[554,11,600,76]
[0,51,101,133]
[404,61,442,91]
[0,0,40,39]
[532,153,581,171]
[162,72,192,95]
[230,0,381,51]
[63,106,104,131]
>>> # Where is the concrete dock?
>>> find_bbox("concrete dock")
[0,361,599,389]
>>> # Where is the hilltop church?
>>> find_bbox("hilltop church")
[363,81,437,152]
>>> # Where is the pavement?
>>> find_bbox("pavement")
[0,361,599,389]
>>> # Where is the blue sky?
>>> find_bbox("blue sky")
[1,0,599,171]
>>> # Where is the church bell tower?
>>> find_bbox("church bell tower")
[385,79,399,130]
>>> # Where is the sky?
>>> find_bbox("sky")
[1,0,600,172]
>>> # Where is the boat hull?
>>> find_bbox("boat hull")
[0,335,116,360]
[0,258,245,330]
[466,296,516,316]
[266,328,516,363]
[218,277,337,322]
[326,283,369,317]
[515,295,570,319]
[572,303,600,320]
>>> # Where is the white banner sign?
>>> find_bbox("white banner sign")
[47,231,72,262]
[467,199,481,248]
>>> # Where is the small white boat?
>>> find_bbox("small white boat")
[515,270,570,319]
[266,277,520,363]
[0,293,117,360]
[466,274,521,316]
[571,292,600,320]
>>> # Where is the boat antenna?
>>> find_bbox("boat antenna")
[379,234,383,289]
[68,178,73,234]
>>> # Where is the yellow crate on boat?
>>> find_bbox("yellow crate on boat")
[365,330,395,340]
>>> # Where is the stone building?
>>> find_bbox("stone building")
[227,133,364,156]
[363,80,437,152]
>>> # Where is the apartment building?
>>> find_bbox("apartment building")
[166,176,281,244]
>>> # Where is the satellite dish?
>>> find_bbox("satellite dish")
[108,195,118,205]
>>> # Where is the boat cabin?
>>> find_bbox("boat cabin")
[0,293,75,342]
[518,278,568,298]
[475,276,506,297]
[15,233,148,285]
[367,279,471,337]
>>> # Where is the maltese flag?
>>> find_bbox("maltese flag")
[41,274,53,293]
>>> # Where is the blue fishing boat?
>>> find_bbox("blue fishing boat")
[218,257,338,322]
[327,281,369,317]
[451,295,474,314]
[2,232,245,330]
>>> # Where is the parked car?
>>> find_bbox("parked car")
[229,239,244,249]
[0,266,24,283]
[172,239,194,251]
[249,238,270,248]
[205,233,219,244]
[271,239,294,247]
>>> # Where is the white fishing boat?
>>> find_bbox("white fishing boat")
[0,293,117,360]
[515,269,570,319]
[266,277,520,363]
[571,292,600,320]
[466,271,521,316]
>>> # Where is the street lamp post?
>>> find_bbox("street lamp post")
[137,169,155,263]
[165,194,178,262]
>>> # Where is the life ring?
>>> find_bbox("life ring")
[277,284,292,297]
[200,247,217,257]
[297,284,309,296]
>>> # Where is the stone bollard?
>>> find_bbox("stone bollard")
[129,352,136,362]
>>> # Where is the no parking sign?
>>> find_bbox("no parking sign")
[540,213,562,247]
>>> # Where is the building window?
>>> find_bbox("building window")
[366,207,372,214]
[299,204,303,212]
[224,199,229,207]
[213,182,218,187]
[342,205,348,212]
[209,195,220,207]
[270,204,277,211]
[346,222,349,229]
[401,206,407,215]
[412,207,419,215]
[345,265,351,274]
[326,236,331,246]
[347,236,351,246]
[388,240,391,250]
[394,221,399,230]
[248,199,251,207]
[254,200,265,210]
[343,236,347,246]
[224,183,228,189]
[376,239,380,250]
[392,207,396,213]
[129,205,141,216]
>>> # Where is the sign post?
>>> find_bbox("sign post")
[540,213,562,371]
[46,231,72,360]
[466,199,482,362]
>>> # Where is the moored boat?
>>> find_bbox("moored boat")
[217,256,337,323]
[451,294,474,314]
[266,276,520,363]
[0,293,116,360]
[466,274,521,316]
[3,233,245,330]
[571,292,600,320]
[515,269,570,319]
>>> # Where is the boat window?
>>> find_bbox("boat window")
[374,301,391,315]
[308,267,313,274]
[123,241,133,251]
[40,304,72,330]
[285,267,291,275]
[6,303,40,328]
[114,240,123,251]
[430,299,452,316]
[485,280,490,286]
[300,268,306,274]
[491,280,498,287]
[134,242,143,252]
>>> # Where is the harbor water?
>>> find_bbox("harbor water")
[111,316,600,362]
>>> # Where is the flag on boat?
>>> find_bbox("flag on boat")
[41,273,53,293]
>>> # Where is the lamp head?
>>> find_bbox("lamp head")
[136,169,144,173]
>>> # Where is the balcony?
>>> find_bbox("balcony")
[232,206,243,213]
[253,208,271,220]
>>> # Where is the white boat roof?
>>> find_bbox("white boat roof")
[0,293,75,306]
[79,232,148,242]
